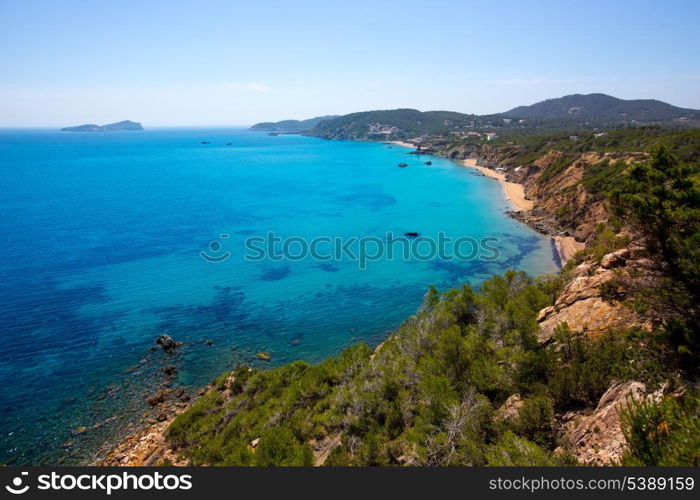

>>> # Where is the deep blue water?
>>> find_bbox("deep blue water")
[0,128,558,465]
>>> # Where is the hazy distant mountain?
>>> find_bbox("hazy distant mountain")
[505,93,700,121]
[61,120,143,132]
[249,115,339,131]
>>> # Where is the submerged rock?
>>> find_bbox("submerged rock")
[398,163,408,168]
[155,334,182,352]
[256,352,272,361]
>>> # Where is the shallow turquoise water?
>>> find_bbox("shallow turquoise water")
[0,128,557,464]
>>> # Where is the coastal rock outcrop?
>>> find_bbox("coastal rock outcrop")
[494,394,524,423]
[537,249,647,343]
[558,380,664,465]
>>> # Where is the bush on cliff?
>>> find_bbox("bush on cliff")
[165,267,691,466]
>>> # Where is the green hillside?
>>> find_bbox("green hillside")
[250,115,339,131]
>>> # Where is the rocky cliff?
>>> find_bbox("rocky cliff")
[411,139,647,246]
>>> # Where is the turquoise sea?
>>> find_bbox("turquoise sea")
[0,128,558,465]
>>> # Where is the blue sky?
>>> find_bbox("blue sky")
[1,0,699,126]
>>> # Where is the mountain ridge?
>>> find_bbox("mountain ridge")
[505,93,700,121]
[254,94,700,140]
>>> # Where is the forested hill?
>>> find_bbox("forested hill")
[249,115,339,131]
[293,94,700,140]
[307,109,477,140]
[505,93,700,121]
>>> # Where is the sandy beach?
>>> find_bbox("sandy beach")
[389,140,416,149]
[461,159,534,211]
[554,235,585,264]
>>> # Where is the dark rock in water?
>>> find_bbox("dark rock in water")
[200,141,211,144]
[226,142,232,145]
[204,339,214,346]
[163,365,177,377]
[405,232,419,237]
[425,161,432,165]
[155,334,182,352]
[398,163,408,167]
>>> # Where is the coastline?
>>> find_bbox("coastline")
[460,159,585,264]
[554,235,586,264]
[390,142,578,265]
[389,140,417,149]
[460,159,534,211]
[97,138,574,466]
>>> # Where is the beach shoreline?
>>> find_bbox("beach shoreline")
[389,140,417,149]
[459,159,584,265]
[460,159,535,211]
[389,144,576,265]
[554,235,586,264]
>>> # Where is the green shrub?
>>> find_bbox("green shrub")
[254,427,314,466]
[621,391,700,466]
[513,395,555,447]
[485,431,556,466]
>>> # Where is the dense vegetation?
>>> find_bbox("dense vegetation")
[477,127,700,171]
[300,94,700,140]
[249,115,339,131]
[505,93,700,122]
[166,274,695,466]
[307,109,478,140]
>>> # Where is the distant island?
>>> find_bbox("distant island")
[249,115,338,132]
[61,120,143,132]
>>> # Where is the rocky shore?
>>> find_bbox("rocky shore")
[96,335,195,466]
